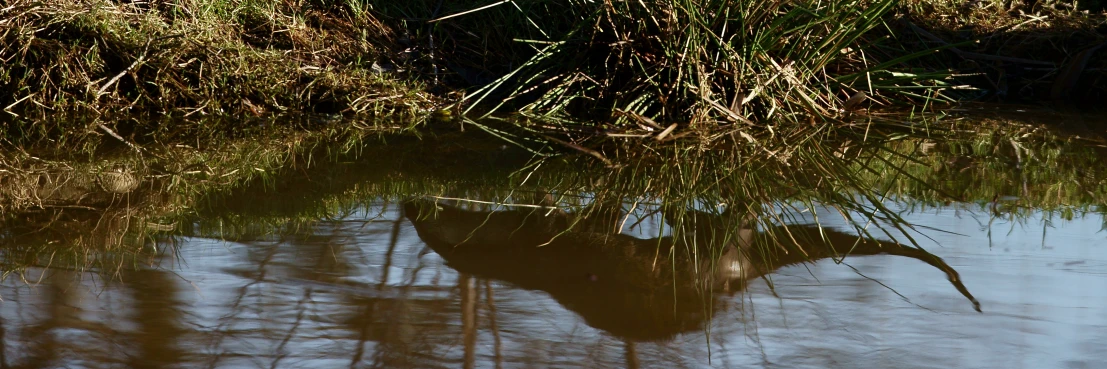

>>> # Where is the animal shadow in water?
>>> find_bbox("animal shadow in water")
[403,198,981,341]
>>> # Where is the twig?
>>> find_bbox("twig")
[704,97,755,126]
[541,134,614,167]
[427,195,561,210]
[96,39,151,97]
[96,55,146,97]
[655,123,678,141]
[98,123,143,154]
[3,93,33,116]
[428,0,511,23]
[614,109,663,130]
[605,133,652,138]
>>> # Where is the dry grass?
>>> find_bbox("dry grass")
[0,0,440,123]
[0,0,1102,146]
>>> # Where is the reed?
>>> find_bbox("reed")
[373,0,974,128]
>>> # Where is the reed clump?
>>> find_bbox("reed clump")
[378,0,1102,130]
[394,0,936,126]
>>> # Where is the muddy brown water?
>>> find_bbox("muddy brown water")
[1,197,1104,368]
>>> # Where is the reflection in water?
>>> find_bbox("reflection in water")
[124,268,187,368]
[5,115,1107,368]
[460,273,477,369]
[0,201,1104,368]
[403,198,980,342]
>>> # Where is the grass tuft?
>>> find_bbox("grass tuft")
[0,0,439,125]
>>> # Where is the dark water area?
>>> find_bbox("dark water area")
[2,124,1107,368]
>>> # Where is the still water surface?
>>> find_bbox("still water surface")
[2,199,1104,368]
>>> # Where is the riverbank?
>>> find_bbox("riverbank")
[0,0,443,136]
[2,0,1104,144]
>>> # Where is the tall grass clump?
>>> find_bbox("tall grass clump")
[378,0,964,128]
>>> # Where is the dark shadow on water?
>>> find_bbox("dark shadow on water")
[403,197,981,342]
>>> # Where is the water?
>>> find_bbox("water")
[2,199,1104,368]
[3,122,1107,368]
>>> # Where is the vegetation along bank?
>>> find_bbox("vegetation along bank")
[1,0,1104,141]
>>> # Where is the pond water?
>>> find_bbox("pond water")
[1,197,1104,368]
[2,124,1107,369]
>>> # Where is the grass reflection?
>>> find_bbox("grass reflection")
[1,112,1104,298]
